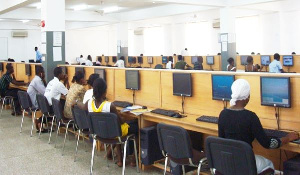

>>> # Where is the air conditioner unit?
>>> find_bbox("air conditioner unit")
[11,31,28,37]
[134,29,144,35]
[212,22,220,28]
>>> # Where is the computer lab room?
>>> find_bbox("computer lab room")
[1,0,300,174]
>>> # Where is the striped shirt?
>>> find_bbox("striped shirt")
[0,73,13,95]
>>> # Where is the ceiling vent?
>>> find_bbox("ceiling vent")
[12,31,28,37]
[212,22,220,28]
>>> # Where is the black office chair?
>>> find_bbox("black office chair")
[155,64,163,69]
[36,94,53,140]
[17,91,38,135]
[87,112,139,175]
[0,95,16,117]
[157,123,207,175]
[51,98,74,155]
[72,105,90,162]
[205,136,274,175]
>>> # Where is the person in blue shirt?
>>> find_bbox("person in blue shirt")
[269,53,284,73]
[35,47,42,63]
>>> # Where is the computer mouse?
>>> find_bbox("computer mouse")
[173,113,182,118]
[142,106,147,109]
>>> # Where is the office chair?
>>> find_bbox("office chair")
[205,136,274,175]
[157,123,207,175]
[0,95,16,117]
[36,94,53,139]
[155,64,163,69]
[87,112,139,175]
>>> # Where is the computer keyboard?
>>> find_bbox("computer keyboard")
[264,129,288,138]
[113,101,133,108]
[292,139,300,144]
[196,115,219,124]
[151,109,182,118]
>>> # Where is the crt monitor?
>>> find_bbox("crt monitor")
[75,67,85,74]
[240,56,248,65]
[162,56,168,64]
[128,57,137,64]
[126,70,140,90]
[25,64,31,76]
[261,77,291,108]
[261,55,270,66]
[212,75,235,101]
[206,56,214,65]
[138,56,143,64]
[94,68,106,81]
[112,56,117,63]
[147,56,153,64]
[173,73,192,97]
[105,56,109,63]
[191,56,198,64]
[0,63,3,71]
[283,55,293,66]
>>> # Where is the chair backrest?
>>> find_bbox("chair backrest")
[155,64,163,69]
[51,98,63,122]
[205,136,257,175]
[72,105,89,130]
[36,94,51,114]
[17,91,32,110]
[87,112,122,139]
[157,123,193,160]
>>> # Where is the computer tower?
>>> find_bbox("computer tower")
[25,64,31,76]
[284,155,300,175]
[140,126,163,165]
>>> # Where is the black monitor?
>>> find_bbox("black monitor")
[191,56,198,64]
[147,56,153,64]
[162,56,168,64]
[283,55,293,66]
[261,55,270,66]
[0,63,3,71]
[206,56,214,65]
[128,57,137,64]
[173,73,192,97]
[125,70,140,90]
[240,56,248,65]
[25,64,31,76]
[94,68,106,81]
[260,77,291,108]
[75,67,85,74]
[29,59,35,63]
[212,75,235,101]
[61,66,67,75]
[138,56,143,64]
[112,56,117,63]
[105,56,109,63]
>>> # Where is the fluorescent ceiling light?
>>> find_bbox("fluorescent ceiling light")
[103,6,119,13]
[73,4,88,11]
[20,20,30,23]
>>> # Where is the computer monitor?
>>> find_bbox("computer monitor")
[61,66,67,75]
[75,67,85,74]
[162,56,168,64]
[212,75,234,101]
[128,57,137,64]
[138,56,143,64]
[105,56,109,63]
[94,68,106,81]
[172,73,192,97]
[29,59,35,63]
[147,56,153,64]
[261,55,270,66]
[283,55,293,66]
[112,56,117,63]
[261,77,291,108]
[206,56,214,65]
[126,70,140,90]
[0,63,3,71]
[25,64,31,76]
[191,56,198,64]
[240,56,248,65]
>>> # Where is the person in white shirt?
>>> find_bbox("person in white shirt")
[114,56,125,68]
[85,55,93,66]
[269,53,284,73]
[83,74,100,104]
[181,48,189,56]
[95,57,102,66]
[79,55,85,65]
[166,56,173,69]
[44,67,69,105]
[27,66,46,108]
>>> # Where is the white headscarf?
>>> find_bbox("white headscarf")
[230,79,251,106]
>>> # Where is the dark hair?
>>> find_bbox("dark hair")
[87,55,92,61]
[6,63,13,71]
[217,53,221,55]
[257,53,260,55]
[185,48,187,50]
[168,56,173,62]
[236,52,239,55]
[173,53,176,56]
[35,66,44,75]
[292,52,296,55]
[227,57,234,64]
[140,54,143,56]
[80,55,83,58]
[274,53,280,61]
[54,67,62,77]
[97,57,102,62]
[35,47,38,50]
[120,56,125,61]
[93,78,107,100]
[178,55,183,61]
[87,74,99,86]
[197,56,203,63]
[72,71,85,83]
[251,52,255,55]
[247,56,253,63]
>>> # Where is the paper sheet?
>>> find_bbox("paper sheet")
[53,32,62,46]
[53,47,62,62]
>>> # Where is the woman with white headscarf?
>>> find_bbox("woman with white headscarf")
[218,79,299,174]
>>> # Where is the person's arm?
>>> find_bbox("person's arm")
[278,62,284,73]
[58,82,69,96]
[63,75,70,89]
[10,74,27,86]
[110,103,125,124]
[71,100,88,111]
[34,79,46,94]
[218,112,225,138]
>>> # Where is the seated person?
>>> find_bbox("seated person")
[114,56,125,68]
[96,57,102,66]
[78,55,85,65]
[83,74,99,104]
[73,78,138,167]
[0,63,27,115]
[218,79,299,174]
[85,55,93,66]
[44,67,69,106]
[27,66,46,109]
[166,56,173,69]
[245,56,261,72]
[174,55,190,70]
[227,57,236,71]
[269,53,284,73]
[194,56,204,70]
[64,71,86,119]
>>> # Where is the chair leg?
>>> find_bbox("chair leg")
[20,110,25,133]
[104,144,109,167]
[210,168,215,175]
[0,97,6,118]
[74,130,81,162]
[38,115,45,139]
[54,122,61,148]
[48,116,55,144]
[90,138,96,175]
[11,99,16,117]
[30,110,37,137]
[133,139,140,173]
[62,121,71,156]
[197,158,207,175]
[111,144,115,163]
[164,156,168,175]
[122,140,128,175]
[182,165,186,175]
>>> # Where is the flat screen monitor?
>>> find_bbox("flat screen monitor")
[25,64,31,76]
[138,56,143,64]
[94,68,106,81]
[261,77,291,108]
[206,56,214,65]
[61,66,67,75]
[112,56,117,63]
[240,56,248,65]
[29,59,35,63]
[75,67,85,74]
[147,56,153,64]
[0,63,3,71]
[128,57,137,64]
[105,56,109,63]
[126,70,140,90]
[283,55,293,66]
[173,73,192,97]
[261,55,270,66]
[212,75,235,101]
[191,56,198,64]
[162,56,168,64]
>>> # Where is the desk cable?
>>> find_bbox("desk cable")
[133,90,136,105]
[274,106,283,175]
[181,96,185,114]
